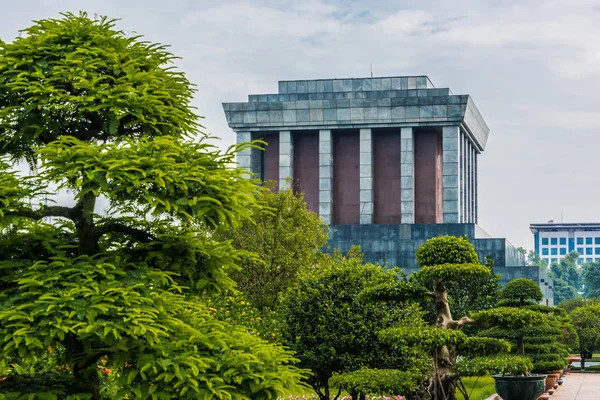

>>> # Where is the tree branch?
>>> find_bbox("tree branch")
[94,222,157,243]
[5,206,76,221]
[448,316,477,330]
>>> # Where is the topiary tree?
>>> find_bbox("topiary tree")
[478,279,571,374]
[0,12,307,399]
[279,249,430,400]
[380,236,539,400]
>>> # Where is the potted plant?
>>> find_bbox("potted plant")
[474,278,572,399]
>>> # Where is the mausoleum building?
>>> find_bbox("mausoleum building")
[223,76,553,303]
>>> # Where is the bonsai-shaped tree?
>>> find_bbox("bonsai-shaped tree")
[477,279,571,374]
[0,12,307,399]
[380,236,541,400]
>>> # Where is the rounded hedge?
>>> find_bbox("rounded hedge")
[416,235,480,267]
[501,278,543,303]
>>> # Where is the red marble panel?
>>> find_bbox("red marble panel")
[333,130,360,225]
[414,129,443,223]
[262,133,279,191]
[293,131,319,213]
[373,128,401,224]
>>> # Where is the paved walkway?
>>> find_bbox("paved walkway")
[552,373,600,399]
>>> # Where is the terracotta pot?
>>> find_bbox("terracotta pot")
[538,394,550,400]
[545,374,558,391]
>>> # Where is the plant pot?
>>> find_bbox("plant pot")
[544,374,558,391]
[557,379,564,385]
[493,375,547,400]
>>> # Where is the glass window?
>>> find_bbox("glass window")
[587,237,593,245]
[587,248,593,255]
[577,258,583,265]
[578,247,584,254]
[577,237,584,245]
[551,248,558,255]
[560,248,567,255]
[551,258,558,263]
[542,238,549,245]
[542,248,549,255]
[545,258,550,265]
[560,238,566,245]
[595,248,600,255]
[551,238,558,245]
[596,237,600,245]
[587,258,593,263]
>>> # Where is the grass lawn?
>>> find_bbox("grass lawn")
[284,377,497,400]
[457,376,496,400]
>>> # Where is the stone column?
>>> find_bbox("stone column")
[400,127,414,223]
[319,129,333,225]
[279,130,293,191]
[236,131,255,177]
[359,128,373,224]
[470,143,475,223]
[474,150,478,223]
[442,126,460,223]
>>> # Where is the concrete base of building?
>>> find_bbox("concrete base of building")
[327,223,554,305]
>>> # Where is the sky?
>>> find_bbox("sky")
[3,0,600,251]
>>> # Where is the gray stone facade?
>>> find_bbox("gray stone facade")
[223,75,552,304]
[224,76,489,152]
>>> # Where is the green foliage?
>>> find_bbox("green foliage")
[416,235,480,267]
[204,292,280,341]
[473,308,546,330]
[0,12,199,162]
[453,355,533,377]
[550,251,581,287]
[526,250,547,267]
[558,297,600,313]
[570,305,600,359]
[416,264,490,284]
[0,12,307,399]
[379,327,511,357]
[546,252,581,302]
[215,185,329,312]
[279,254,429,398]
[552,277,581,305]
[358,275,429,303]
[582,262,600,298]
[500,278,543,304]
[329,368,421,397]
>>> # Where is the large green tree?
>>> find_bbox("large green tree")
[279,250,430,400]
[582,261,600,298]
[216,185,329,312]
[570,305,600,368]
[0,13,306,399]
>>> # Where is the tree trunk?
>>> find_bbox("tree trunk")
[72,192,101,399]
[432,280,455,400]
[516,335,525,355]
[75,192,98,256]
